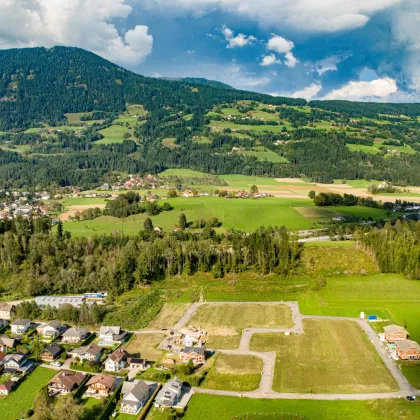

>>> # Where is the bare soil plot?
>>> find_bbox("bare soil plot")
[250,319,398,393]
[58,204,106,221]
[189,304,293,334]
[146,303,190,329]
[202,354,262,392]
[123,333,165,362]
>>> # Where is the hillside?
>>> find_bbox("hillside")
[1,47,420,189]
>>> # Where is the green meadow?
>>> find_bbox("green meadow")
[96,125,132,144]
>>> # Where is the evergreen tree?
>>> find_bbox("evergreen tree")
[179,213,187,230]
[144,218,153,231]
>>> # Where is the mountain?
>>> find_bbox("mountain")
[180,78,234,90]
[0,46,300,130]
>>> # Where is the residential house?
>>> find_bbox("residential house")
[0,380,14,395]
[384,325,409,343]
[85,374,116,398]
[99,326,128,343]
[120,380,150,414]
[41,344,62,362]
[127,357,147,370]
[36,320,66,338]
[396,340,420,360]
[0,334,17,352]
[104,349,128,372]
[154,377,183,408]
[3,352,34,374]
[180,347,206,364]
[61,327,89,344]
[10,319,31,334]
[0,303,15,320]
[68,344,102,362]
[47,370,85,396]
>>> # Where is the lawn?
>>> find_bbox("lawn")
[188,303,293,334]
[61,196,316,236]
[96,125,131,144]
[399,361,420,389]
[123,333,165,362]
[1,367,56,420]
[333,206,391,221]
[146,303,190,329]
[205,334,241,350]
[183,394,420,420]
[202,354,262,392]
[347,144,381,154]
[209,120,287,133]
[62,197,107,206]
[237,147,288,163]
[250,319,398,393]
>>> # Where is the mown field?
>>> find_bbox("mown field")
[96,124,132,144]
[123,333,165,362]
[251,319,397,393]
[145,303,189,329]
[183,395,420,420]
[1,367,56,420]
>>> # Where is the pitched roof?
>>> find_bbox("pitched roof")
[107,349,128,363]
[122,380,149,404]
[127,357,146,364]
[49,370,85,390]
[87,374,116,389]
[70,343,102,357]
[43,344,62,358]
[0,351,5,361]
[396,339,420,351]
[182,346,205,355]
[45,320,62,329]
[62,327,88,338]
[99,326,120,335]
[11,319,30,326]
[0,380,14,392]
[0,334,16,347]
[384,325,408,334]
[0,302,14,312]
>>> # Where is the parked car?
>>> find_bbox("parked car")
[407,396,416,402]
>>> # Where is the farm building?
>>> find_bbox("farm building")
[384,325,409,343]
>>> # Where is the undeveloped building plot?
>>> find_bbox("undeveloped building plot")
[188,303,293,335]
[250,319,398,394]
[123,333,165,362]
[202,354,262,392]
[146,303,190,330]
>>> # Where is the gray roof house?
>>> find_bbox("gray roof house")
[68,344,102,362]
[10,319,31,334]
[3,352,34,374]
[36,320,66,338]
[120,380,150,415]
[99,326,128,343]
[61,327,89,343]
[0,335,16,352]
[154,378,183,408]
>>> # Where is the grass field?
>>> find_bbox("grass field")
[205,334,241,350]
[209,120,287,133]
[62,197,107,206]
[1,367,56,420]
[183,394,420,420]
[61,196,316,236]
[250,319,397,393]
[146,303,189,329]
[202,354,262,392]
[303,240,355,247]
[188,303,293,334]
[399,361,420,389]
[96,125,131,144]
[123,333,165,362]
[237,147,288,163]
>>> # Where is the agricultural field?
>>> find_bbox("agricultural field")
[202,354,262,392]
[205,334,241,350]
[209,120,287,133]
[183,394,420,420]
[1,367,56,420]
[188,303,293,334]
[96,125,132,144]
[250,319,398,393]
[236,147,288,163]
[145,303,189,329]
[123,333,165,362]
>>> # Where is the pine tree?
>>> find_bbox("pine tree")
[179,213,187,230]
[144,217,153,231]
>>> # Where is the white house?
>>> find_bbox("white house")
[0,303,15,320]
[99,326,128,343]
[61,327,89,344]
[36,320,66,338]
[154,377,182,408]
[120,380,150,415]
[10,319,31,334]
[68,344,102,362]
[104,349,128,372]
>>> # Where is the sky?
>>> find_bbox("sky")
[1,1,420,102]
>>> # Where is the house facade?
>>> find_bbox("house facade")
[127,357,147,370]
[3,352,34,374]
[41,344,62,362]
[384,325,409,343]
[37,321,65,338]
[180,347,206,364]
[61,327,89,344]
[68,344,102,362]
[396,340,420,360]
[120,380,150,415]
[0,303,15,320]
[47,370,85,396]
[104,349,128,372]
[85,374,116,398]
[10,319,31,334]
[99,326,128,343]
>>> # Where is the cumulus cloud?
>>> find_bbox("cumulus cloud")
[143,0,402,33]
[221,25,257,48]
[0,0,153,66]
[324,77,398,101]
[274,83,322,100]
[267,35,294,54]
[260,53,282,66]
[284,52,298,68]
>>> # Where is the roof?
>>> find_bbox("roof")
[62,327,89,338]
[127,357,146,364]
[43,344,62,358]
[182,346,205,355]
[0,335,16,347]
[11,319,30,326]
[0,380,14,392]
[4,352,26,365]
[384,325,409,334]
[100,326,121,335]
[0,351,5,361]
[122,380,149,404]
[87,374,116,389]
[396,340,420,351]
[34,296,85,308]
[107,349,128,363]
[0,302,14,312]
[70,344,102,357]
[49,370,85,389]
[45,320,62,329]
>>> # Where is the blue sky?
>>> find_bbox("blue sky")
[1,1,420,102]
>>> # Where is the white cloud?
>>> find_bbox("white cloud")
[260,53,282,66]
[0,0,153,66]
[267,35,294,54]
[284,52,298,68]
[314,54,351,75]
[324,77,398,101]
[143,0,402,33]
[272,83,322,100]
[221,25,257,48]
